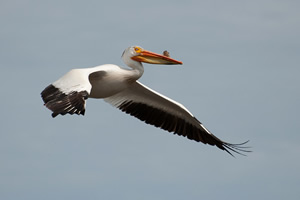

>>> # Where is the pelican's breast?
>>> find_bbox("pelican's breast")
[88,64,134,98]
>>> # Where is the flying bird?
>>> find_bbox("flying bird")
[41,46,249,156]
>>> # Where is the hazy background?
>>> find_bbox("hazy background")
[1,0,299,199]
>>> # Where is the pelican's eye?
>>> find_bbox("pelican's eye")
[134,47,142,53]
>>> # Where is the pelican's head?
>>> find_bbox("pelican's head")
[122,46,183,66]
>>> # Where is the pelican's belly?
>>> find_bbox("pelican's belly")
[89,73,131,98]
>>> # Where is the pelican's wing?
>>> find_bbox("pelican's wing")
[105,81,249,155]
[41,69,92,117]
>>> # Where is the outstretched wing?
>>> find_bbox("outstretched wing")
[105,81,249,155]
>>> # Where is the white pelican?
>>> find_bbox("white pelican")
[41,46,249,155]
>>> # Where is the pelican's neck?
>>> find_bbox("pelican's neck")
[123,57,144,80]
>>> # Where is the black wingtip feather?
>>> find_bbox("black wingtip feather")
[222,140,252,157]
[41,84,88,117]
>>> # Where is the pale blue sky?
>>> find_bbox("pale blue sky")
[1,0,300,199]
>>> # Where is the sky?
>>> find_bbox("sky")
[1,0,300,199]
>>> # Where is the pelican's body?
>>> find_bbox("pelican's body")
[54,64,130,99]
[41,46,249,155]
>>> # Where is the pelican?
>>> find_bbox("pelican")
[41,46,249,155]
